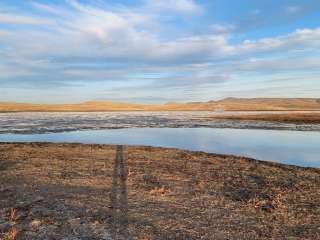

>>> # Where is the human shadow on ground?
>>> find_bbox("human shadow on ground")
[110,145,130,240]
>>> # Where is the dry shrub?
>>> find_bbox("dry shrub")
[7,208,17,223]
[149,186,170,196]
[4,228,19,240]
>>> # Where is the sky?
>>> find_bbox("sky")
[0,0,319,103]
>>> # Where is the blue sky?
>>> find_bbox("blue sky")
[0,0,319,103]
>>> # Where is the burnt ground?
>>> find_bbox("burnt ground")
[0,143,319,239]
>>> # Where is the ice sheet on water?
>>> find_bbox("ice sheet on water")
[0,111,319,134]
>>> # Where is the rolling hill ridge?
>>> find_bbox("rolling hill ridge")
[1,98,320,112]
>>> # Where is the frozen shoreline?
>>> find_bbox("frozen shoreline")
[1,111,320,134]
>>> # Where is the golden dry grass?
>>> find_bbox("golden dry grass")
[210,112,320,124]
[0,143,319,239]
[1,98,320,112]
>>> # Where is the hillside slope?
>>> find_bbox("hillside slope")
[0,98,320,112]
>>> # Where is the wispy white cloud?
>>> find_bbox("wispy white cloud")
[0,12,54,25]
[0,0,320,102]
[237,28,320,54]
[210,23,235,34]
[236,56,320,73]
[31,2,69,16]
[144,0,203,14]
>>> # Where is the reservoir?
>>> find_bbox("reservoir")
[0,127,319,168]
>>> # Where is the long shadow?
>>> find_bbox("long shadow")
[110,145,130,239]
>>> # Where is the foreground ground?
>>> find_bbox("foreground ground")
[209,112,320,124]
[0,143,319,239]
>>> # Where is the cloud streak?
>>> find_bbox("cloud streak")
[0,0,319,103]
[0,12,54,25]
[144,0,203,14]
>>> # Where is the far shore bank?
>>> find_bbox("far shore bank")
[209,112,320,124]
[1,98,320,112]
[0,143,319,239]
[2,110,320,113]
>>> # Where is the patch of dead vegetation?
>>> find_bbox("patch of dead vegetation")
[210,113,320,124]
[0,143,319,239]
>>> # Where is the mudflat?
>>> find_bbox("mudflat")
[0,143,319,239]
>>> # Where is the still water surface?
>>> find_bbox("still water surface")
[0,128,319,168]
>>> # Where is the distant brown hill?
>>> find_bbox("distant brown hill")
[0,98,320,112]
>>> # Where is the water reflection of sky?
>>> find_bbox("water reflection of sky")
[0,128,319,168]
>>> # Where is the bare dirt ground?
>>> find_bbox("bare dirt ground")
[209,113,320,124]
[0,143,319,239]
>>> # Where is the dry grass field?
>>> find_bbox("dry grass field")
[0,143,319,239]
[210,112,320,124]
[1,98,320,112]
